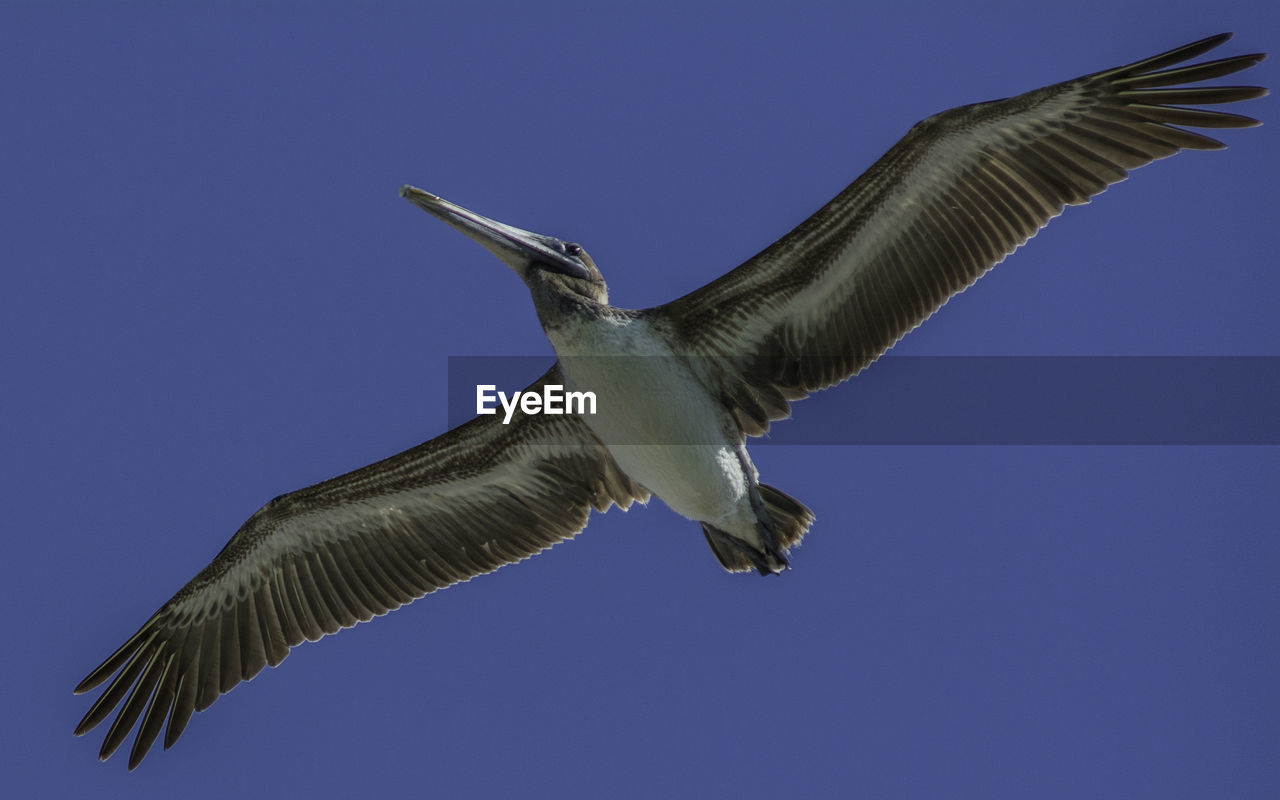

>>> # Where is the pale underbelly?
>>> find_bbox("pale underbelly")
[558,354,751,524]
[605,442,748,523]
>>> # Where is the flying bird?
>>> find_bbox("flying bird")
[76,33,1265,768]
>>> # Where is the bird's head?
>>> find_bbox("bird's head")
[400,185,608,309]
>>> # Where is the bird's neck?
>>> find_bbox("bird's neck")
[529,279,609,334]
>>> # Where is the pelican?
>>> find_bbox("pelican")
[75,33,1265,768]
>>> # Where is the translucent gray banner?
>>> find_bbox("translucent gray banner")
[446,356,1279,445]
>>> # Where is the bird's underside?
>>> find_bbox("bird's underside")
[75,33,1265,769]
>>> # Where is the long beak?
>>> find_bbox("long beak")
[400,185,591,280]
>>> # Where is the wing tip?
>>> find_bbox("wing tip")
[1173,31,1232,57]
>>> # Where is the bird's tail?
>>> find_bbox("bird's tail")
[701,484,815,575]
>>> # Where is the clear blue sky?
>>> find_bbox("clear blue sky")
[4,2,1277,797]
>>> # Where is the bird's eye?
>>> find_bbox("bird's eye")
[565,243,582,257]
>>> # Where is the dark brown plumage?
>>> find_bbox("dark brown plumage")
[75,33,1264,769]
[76,367,645,769]
[656,33,1265,435]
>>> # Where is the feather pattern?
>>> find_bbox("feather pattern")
[74,365,646,768]
[651,34,1265,436]
[74,33,1265,770]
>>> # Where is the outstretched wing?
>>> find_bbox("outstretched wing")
[650,34,1266,435]
[74,364,646,769]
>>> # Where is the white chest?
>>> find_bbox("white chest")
[545,314,751,523]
